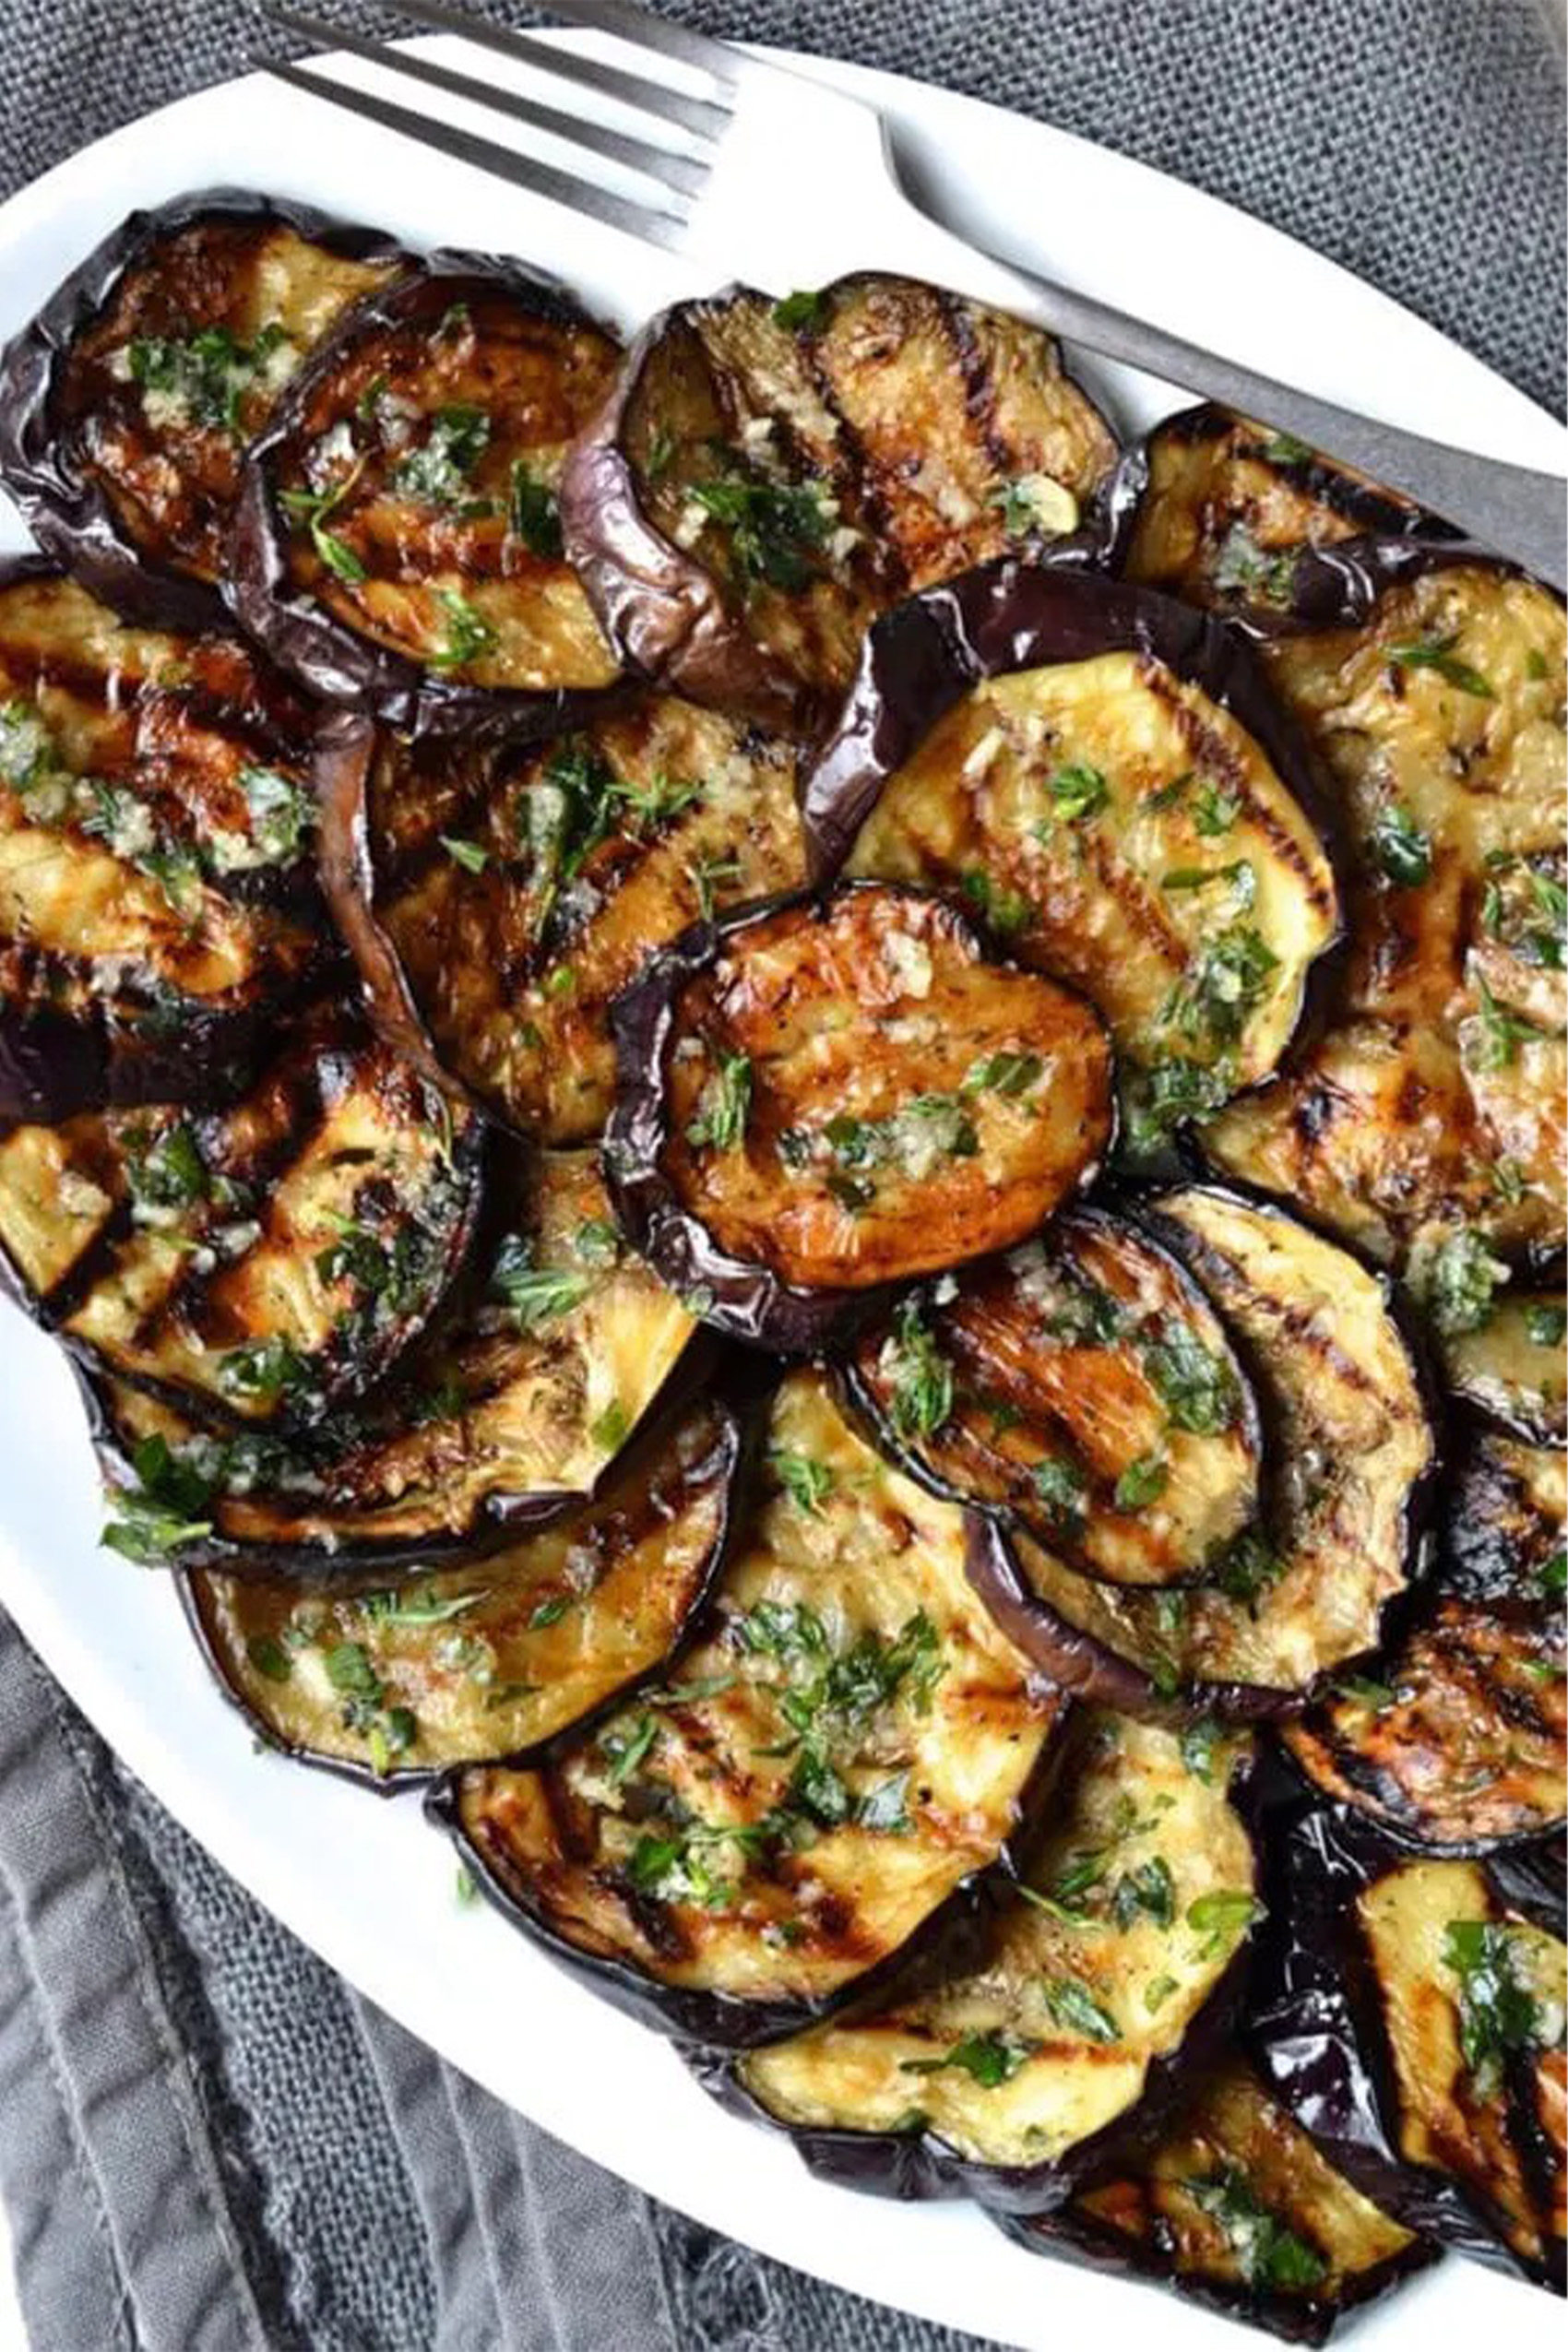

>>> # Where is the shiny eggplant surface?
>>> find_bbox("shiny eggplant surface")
[184,1384,742,1782]
[0,1009,481,1431]
[90,1148,698,1569]
[1253,1805,1566,2291]
[0,189,401,631]
[1436,1286,1567,1445]
[1282,1431,1566,1850]
[559,272,1118,731]
[1117,405,1442,622]
[432,1367,1069,2045]
[230,255,623,735]
[718,1712,1258,2207]
[845,1206,1263,1588]
[605,884,1113,1350]
[0,563,334,1123]
[803,556,1339,1147]
[1205,553,1567,1267]
[315,695,806,1143]
[968,1189,1436,1714]
[1004,2059,1435,2344]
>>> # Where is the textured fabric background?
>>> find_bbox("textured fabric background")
[0,4,1562,2349]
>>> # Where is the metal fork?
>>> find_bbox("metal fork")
[259,0,1567,588]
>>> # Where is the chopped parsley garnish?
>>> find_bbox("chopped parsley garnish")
[687,849,742,920]
[1212,524,1296,605]
[125,1120,208,1212]
[1186,1887,1264,1956]
[1047,763,1110,822]
[126,320,289,433]
[771,287,828,331]
[527,1595,571,1631]
[1111,1855,1176,1929]
[429,589,497,671]
[962,1050,1044,1098]
[1421,1228,1507,1336]
[1186,2168,1327,2291]
[1192,780,1241,837]
[101,1433,215,1563]
[1387,633,1495,698]
[900,2033,1033,2088]
[1041,1977,1122,2043]
[1468,974,1562,1070]
[1031,1454,1086,1531]
[590,1399,630,1452]
[1539,1550,1566,1599]
[1141,1322,1239,1435]
[1443,1919,1548,2098]
[279,462,366,582]
[1180,1717,1222,1783]
[244,1635,292,1684]
[1526,1303,1567,1346]
[1259,430,1313,464]
[1165,925,1280,1051]
[769,1448,834,1515]
[689,469,832,589]
[488,1238,592,1331]
[237,766,314,865]
[883,1301,953,1441]
[961,867,1033,935]
[1114,1454,1170,1511]
[508,459,564,556]
[219,1335,309,1401]
[603,1713,659,1786]
[1162,860,1256,910]
[0,699,52,787]
[441,834,489,873]
[1210,1528,1282,1606]
[1123,1055,1235,1153]
[1369,803,1432,887]
[391,402,491,505]
[684,1051,753,1151]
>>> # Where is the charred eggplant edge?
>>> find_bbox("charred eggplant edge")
[176,1373,752,1794]
[228,249,623,742]
[1249,1799,1567,2289]
[0,188,406,636]
[601,878,1114,1356]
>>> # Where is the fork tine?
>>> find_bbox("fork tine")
[264,59,689,247]
[378,0,732,139]
[263,3,712,195]
[519,0,739,87]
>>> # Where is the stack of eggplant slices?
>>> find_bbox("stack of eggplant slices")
[0,189,1563,2340]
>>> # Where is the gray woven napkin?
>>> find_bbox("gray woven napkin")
[0,4,1562,2349]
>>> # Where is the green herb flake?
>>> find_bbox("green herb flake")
[1421,1228,1507,1337]
[1041,1977,1122,2043]
[769,1448,834,1515]
[1388,633,1495,698]
[590,1399,630,1453]
[1141,1322,1240,1436]
[1180,1717,1222,1783]
[1114,1453,1170,1511]
[771,288,828,331]
[244,1634,293,1684]
[1369,803,1433,888]
[1442,1920,1546,2098]
[489,1235,592,1329]
[961,867,1033,935]
[684,1051,753,1152]
[1048,763,1110,823]
[508,459,564,556]
[440,834,490,874]
[883,1301,954,1442]
[900,2032,1033,2088]
[428,589,497,671]
[1186,2167,1328,2291]
[1186,1887,1263,1956]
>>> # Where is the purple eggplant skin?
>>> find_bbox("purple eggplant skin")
[227,252,622,742]
[679,1744,1265,2210]
[175,1376,750,1798]
[962,1180,1443,1723]
[1249,1800,1567,2290]
[0,189,405,636]
[800,552,1344,896]
[602,893,901,1356]
[424,1675,1071,2052]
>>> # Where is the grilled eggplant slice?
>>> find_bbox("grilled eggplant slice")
[605,883,1113,1350]
[1204,552,1567,1265]
[1003,2059,1434,2344]
[0,1010,481,1430]
[1115,404,1442,622]
[183,1384,742,1782]
[315,695,806,1144]
[558,272,1117,730]
[0,189,400,632]
[431,1366,1069,2045]
[968,1189,1436,1715]
[90,1148,698,1569]
[1438,1288,1567,1443]
[803,557,1338,1146]
[1253,1805,1566,2290]
[707,1711,1258,2206]
[0,562,334,1123]
[230,254,622,735]
[1281,1430,1565,1850]
[844,1207,1263,1588]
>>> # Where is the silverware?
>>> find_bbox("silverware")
[259,0,1568,588]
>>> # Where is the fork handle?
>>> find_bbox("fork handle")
[986,263,1568,591]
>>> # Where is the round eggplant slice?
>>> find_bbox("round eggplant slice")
[712,1711,1258,2208]
[803,557,1339,1151]
[1253,1805,1567,2291]
[1001,2060,1435,2346]
[1114,403,1443,624]
[1281,1431,1565,1851]
[183,1384,742,1784]
[968,1190,1436,1716]
[230,255,623,735]
[90,1148,699,1570]
[0,190,401,632]
[430,1366,1070,2047]
[0,564,336,1123]
[0,1010,481,1431]
[558,272,1117,731]
[605,883,1113,1350]
[1205,556,1567,1265]
[1436,1284,1566,1445]
[315,695,806,1144]
[844,1207,1263,1589]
